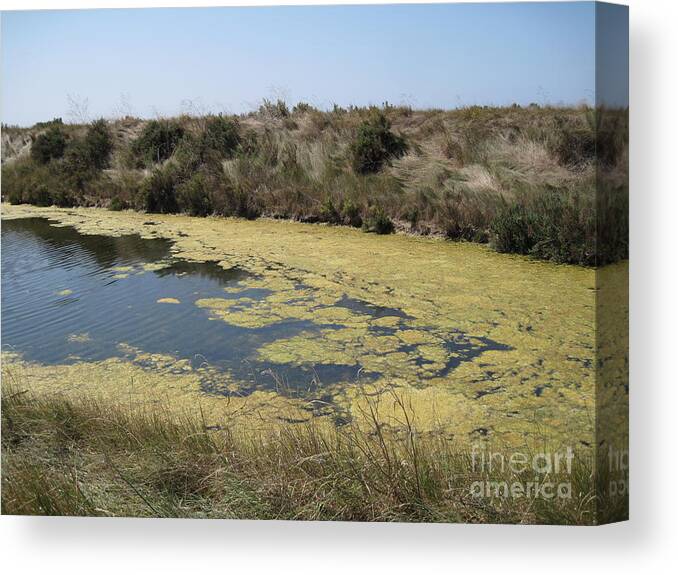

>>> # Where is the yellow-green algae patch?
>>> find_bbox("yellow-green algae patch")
[157,297,181,304]
[1,203,614,448]
[1,351,316,434]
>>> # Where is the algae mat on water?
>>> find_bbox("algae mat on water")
[1,203,610,448]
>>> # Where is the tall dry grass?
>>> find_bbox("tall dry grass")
[1,380,626,524]
[1,103,628,265]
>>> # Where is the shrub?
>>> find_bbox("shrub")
[351,112,407,174]
[140,166,179,213]
[28,183,54,206]
[109,197,128,211]
[490,190,598,265]
[171,133,203,177]
[292,102,315,114]
[132,120,185,166]
[177,172,213,216]
[363,206,394,234]
[340,199,363,228]
[210,170,262,220]
[83,119,113,170]
[55,120,114,190]
[259,99,290,119]
[319,196,341,224]
[236,130,260,157]
[528,190,594,265]
[62,139,99,189]
[2,163,28,204]
[437,188,489,242]
[31,126,67,164]
[490,202,537,255]
[33,117,64,129]
[229,185,262,220]
[50,185,76,208]
[201,115,240,160]
[1,160,72,207]
[404,206,420,229]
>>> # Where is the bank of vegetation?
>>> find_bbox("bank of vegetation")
[1,102,628,265]
[1,382,626,524]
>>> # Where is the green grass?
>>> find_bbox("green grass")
[1,384,626,523]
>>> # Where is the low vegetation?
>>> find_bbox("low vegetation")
[1,102,628,265]
[1,383,626,524]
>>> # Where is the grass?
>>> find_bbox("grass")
[1,382,627,524]
[1,102,628,266]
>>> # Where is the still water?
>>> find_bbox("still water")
[1,217,508,397]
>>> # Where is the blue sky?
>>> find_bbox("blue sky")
[1,2,613,126]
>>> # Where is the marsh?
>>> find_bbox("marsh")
[1,203,624,449]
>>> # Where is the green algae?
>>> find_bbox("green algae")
[157,297,181,304]
[1,203,613,448]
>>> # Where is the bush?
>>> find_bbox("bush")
[319,196,341,224]
[62,139,99,190]
[1,160,69,206]
[438,188,489,242]
[490,203,537,255]
[201,115,240,160]
[528,191,594,265]
[33,117,64,129]
[55,120,114,190]
[292,102,315,114]
[171,133,203,177]
[21,183,52,206]
[363,206,394,234]
[340,199,363,228]
[50,185,76,208]
[83,119,113,170]
[351,112,407,174]
[31,126,67,164]
[210,171,262,221]
[490,190,598,265]
[177,172,213,216]
[259,99,290,119]
[404,206,419,229]
[2,162,28,204]
[140,167,179,213]
[109,197,128,211]
[132,120,185,166]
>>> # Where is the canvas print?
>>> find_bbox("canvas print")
[0,2,628,524]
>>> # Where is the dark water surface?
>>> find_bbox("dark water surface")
[2,218,370,391]
[2,217,509,397]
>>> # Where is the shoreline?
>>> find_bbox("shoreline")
[1,203,604,450]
